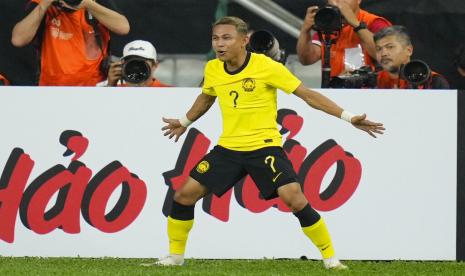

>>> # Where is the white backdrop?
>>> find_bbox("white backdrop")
[0,87,457,260]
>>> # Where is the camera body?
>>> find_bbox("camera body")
[52,0,82,12]
[121,57,152,84]
[248,30,287,64]
[313,5,343,33]
[62,0,83,6]
[329,66,378,88]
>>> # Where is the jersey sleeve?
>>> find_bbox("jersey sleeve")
[202,62,217,96]
[264,58,302,94]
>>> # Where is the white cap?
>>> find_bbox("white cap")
[122,40,157,61]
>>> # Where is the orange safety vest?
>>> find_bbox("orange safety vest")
[32,0,110,86]
[320,10,391,77]
[0,74,10,85]
[377,70,442,89]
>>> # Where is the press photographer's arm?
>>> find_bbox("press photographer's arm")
[11,0,55,47]
[79,0,129,35]
[328,0,376,58]
[296,6,321,65]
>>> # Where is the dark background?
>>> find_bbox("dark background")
[1,0,464,87]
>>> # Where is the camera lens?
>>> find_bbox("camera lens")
[401,60,431,85]
[63,0,83,6]
[314,6,342,32]
[249,30,275,53]
[122,58,151,84]
[248,30,285,63]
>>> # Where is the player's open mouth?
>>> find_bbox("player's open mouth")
[217,51,226,56]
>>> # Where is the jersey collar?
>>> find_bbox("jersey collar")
[224,52,251,75]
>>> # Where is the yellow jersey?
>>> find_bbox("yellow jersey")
[202,52,301,151]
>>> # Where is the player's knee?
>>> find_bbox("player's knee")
[280,186,307,212]
[285,196,308,212]
[173,189,197,206]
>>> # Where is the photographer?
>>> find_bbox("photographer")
[107,40,170,87]
[11,0,130,86]
[297,0,391,77]
[374,26,449,89]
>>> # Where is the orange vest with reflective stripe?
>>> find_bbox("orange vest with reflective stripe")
[321,10,390,77]
[33,0,110,86]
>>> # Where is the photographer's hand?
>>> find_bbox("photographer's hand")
[297,6,321,65]
[302,6,318,33]
[107,61,122,87]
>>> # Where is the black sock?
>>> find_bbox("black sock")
[170,200,195,220]
[293,204,321,227]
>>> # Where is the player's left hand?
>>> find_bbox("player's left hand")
[161,117,187,142]
[351,114,385,138]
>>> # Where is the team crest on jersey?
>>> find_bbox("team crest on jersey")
[196,160,210,173]
[242,78,255,92]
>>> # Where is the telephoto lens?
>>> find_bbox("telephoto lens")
[121,58,151,84]
[400,60,431,86]
[248,30,287,64]
[313,5,342,32]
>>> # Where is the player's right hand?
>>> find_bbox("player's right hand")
[161,117,187,142]
[351,114,385,138]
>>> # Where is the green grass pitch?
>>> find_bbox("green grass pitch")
[0,257,464,275]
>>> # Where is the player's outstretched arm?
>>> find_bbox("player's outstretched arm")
[161,93,216,142]
[293,84,385,138]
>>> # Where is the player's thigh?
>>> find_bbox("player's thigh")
[190,145,247,197]
[245,147,298,200]
[174,176,209,205]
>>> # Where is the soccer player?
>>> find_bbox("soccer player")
[157,16,384,270]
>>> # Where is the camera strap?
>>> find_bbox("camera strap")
[85,9,111,75]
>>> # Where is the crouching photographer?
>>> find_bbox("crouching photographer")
[374,26,449,89]
[107,40,170,87]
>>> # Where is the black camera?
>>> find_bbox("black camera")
[63,0,82,5]
[121,57,152,84]
[400,60,431,87]
[248,30,287,64]
[313,5,343,33]
[329,66,378,88]
[52,0,82,12]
